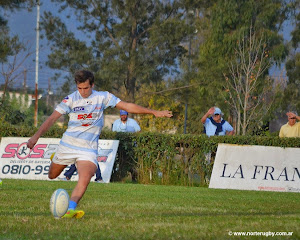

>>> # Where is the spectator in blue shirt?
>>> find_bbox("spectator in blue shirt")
[201,107,234,136]
[112,110,140,182]
[112,110,141,133]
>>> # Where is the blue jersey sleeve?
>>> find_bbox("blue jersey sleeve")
[103,92,121,109]
[55,95,72,115]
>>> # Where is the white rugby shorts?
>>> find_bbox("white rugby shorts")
[52,144,98,167]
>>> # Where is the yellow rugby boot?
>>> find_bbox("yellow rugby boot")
[62,209,85,219]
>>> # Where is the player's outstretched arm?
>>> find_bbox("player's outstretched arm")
[27,111,62,149]
[116,101,173,118]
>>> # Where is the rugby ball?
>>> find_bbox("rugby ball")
[50,189,69,218]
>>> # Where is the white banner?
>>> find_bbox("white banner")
[209,144,300,192]
[0,137,119,183]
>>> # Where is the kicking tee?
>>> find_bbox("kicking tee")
[55,90,121,154]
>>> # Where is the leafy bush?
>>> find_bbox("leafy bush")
[1,123,300,186]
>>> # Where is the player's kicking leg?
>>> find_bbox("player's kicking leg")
[62,160,97,219]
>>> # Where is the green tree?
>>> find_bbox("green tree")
[161,1,212,134]
[41,0,189,102]
[282,1,300,113]
[135,80,184,133]
[0,0,33,62]
[187,0,290,134]
[223,28,279,135]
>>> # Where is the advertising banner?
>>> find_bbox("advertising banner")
[209,144,300,192]
[0,137,119,183]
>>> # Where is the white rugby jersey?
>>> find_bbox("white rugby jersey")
[55,90,121,154]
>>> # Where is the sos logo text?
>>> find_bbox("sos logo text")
[1,143,58,160]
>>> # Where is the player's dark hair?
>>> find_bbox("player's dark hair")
[74,70,94,86]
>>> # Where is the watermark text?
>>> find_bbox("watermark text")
[228,231,293,237]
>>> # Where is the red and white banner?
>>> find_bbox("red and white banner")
[0,137,119,183]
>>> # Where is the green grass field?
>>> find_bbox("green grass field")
[0,179,299,240]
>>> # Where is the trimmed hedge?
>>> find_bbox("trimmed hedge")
[1,122,300,186]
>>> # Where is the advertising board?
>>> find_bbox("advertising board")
[209,144,300,192]
[0,137,119,183]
